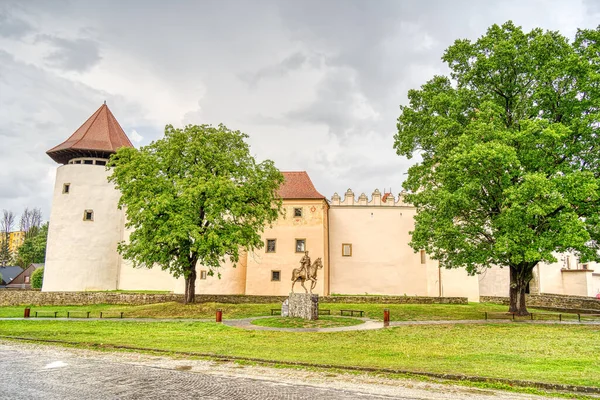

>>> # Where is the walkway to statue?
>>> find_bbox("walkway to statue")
[3,316,599,332]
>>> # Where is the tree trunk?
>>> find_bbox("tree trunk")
[508,264,533,316]
[184,267,197,304]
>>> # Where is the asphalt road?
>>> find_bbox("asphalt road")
[0,341,566,400]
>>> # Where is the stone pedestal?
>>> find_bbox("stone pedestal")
[288,293,318,320]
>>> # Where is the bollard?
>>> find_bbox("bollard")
[24,307,30,318]
[216,309,223,323]
[383,308,390,327]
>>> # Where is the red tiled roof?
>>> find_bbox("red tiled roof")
[47,103,134,164]
[278,171,325,200]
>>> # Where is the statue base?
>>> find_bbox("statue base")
[288,293,318,320]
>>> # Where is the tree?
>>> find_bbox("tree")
[108,124,284,304]
[20,207,42,239]
[16,223,48,269]
[31,267,44,289]
[0,210,15,266]
[395,22,600,315]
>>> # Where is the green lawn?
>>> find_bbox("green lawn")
[251,316,363,328]
[0,302,542,320]
[0,320,598,388]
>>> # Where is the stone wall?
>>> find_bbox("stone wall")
[481,294,600,312]
[0,290,467,306]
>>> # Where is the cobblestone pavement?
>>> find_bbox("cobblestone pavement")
[0,341,573,400]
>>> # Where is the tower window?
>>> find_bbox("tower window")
[271,270,281,281]
[96,160,106,166]
[295,239,306,253]
[266,239,276,253]
[62,183,70,194]
[294,207,303,218]
[200,271,207,279]
[83,160,93,165]
[342,243,352,257]
[83,210,94,221]
[420,250,426,264]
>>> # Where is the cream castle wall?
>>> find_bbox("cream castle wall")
[329,190,479,301]
[245,199,329,296]
[116,225,182,292]
[194,252,248,295]
[478,254,600,298]
[43,163,122,292]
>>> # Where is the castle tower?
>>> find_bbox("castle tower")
[42,103,133,291]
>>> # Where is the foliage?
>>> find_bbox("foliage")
[395,21,600,314]
[108,124,284,303]
[0,272,3,284]
[16,223,48,269]
[0,209,15,266]
[30,267,44,289]
[19,207,42,239]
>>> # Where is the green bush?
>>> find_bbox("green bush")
[31,267,44,289]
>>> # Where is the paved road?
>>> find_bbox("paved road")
[0,341,568,400]
[0,344,414,400]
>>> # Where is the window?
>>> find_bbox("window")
[582,263,589,270]
[96,160,106,166]
[271,270,281,281]
[200,271,207,279]
[342,243,352,257]
[295,239,306,253]
[83,160,93,165]
[25,276,30,283]
[266,239,276,253]
[74,160,81,164]
[83,210,94,221]
[62,183,70,194]
[294,207,303,218]
[420,250,426,264]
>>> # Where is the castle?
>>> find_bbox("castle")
[42,104,600,300]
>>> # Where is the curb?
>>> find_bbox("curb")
[1,335,598,395]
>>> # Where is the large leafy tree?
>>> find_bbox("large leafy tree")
[395,22,600,315]
[108,124,283,304]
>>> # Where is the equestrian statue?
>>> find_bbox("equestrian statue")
[291,251,323,293]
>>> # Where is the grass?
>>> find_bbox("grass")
[251,316,364,328]
[0,320,598,389]
[0,302,554,320]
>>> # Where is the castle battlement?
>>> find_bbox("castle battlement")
[330,189,412,207]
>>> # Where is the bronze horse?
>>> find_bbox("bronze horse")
[291,257,323,293]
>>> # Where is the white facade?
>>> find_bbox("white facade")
[43,160,125,291]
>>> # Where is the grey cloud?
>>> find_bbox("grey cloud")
[0,10,33,39]
[239,52,326,86]
[38,35,102,72]
[2,0,600,219]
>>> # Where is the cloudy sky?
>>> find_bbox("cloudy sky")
[1,0,599,222]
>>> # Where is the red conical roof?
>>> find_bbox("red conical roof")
[47,103,134,164]
[278,171,326,199]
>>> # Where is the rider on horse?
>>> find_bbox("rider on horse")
[299,251,311,280]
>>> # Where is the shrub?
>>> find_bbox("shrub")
[31,267,44,289]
